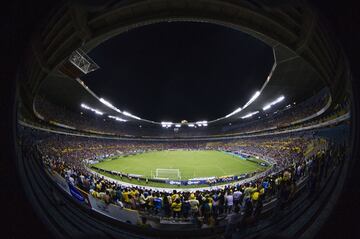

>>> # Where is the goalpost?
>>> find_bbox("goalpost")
[155,168,181,180]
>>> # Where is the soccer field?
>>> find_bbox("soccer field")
[93,150,265,181]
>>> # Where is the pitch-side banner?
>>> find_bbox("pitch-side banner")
[166,180,182,185]
[88,195,140,225]
[68,183,91,207]
[187,180,202,185]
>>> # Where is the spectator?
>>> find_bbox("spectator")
[171,198,182,219]
[233,189,242,208]
[225,190,234,213]
[188,193,200,217]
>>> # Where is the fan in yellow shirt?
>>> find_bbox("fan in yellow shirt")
[122,190,130,204]
[171,190,179,202]
[171,198,182,218]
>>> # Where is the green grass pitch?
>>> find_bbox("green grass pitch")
[93,150,265,182]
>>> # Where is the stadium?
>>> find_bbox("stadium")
[6,0,358,239]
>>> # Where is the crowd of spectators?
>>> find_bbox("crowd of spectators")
[35,131,321,174]
[18,125,346,231]
[34,96,134,136]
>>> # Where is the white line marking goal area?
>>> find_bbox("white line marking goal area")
[154,168,181,180]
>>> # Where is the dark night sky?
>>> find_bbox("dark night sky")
[83,22,273,122]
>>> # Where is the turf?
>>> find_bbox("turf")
[91,168,245,188]
[93,150,264,181]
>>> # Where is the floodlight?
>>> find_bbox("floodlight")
[94,110,103,115]
[108,115,127,122]
[161,121,172,128]
[262,95,285,111]
[225,107,242,118]
[116,118,127,122]
[175,124,181,127]
[250,91,261,102]
[123,111,141,120]
[243,91,260,109]
[241,111,259,119]
[274,96,285,103]
[99,98,122,113]
[81,103,90,109]
[188,124,195,127]
[161,122,173,128]
[263,104,271,111]
[196,121,207,127]
[99,98,113,107]
[81,103,103,115]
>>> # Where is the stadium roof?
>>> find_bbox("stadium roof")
[22,0,348,133]
[80,22,274,122]
[37,23,326,128]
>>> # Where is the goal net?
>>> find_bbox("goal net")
[155,168,181,180]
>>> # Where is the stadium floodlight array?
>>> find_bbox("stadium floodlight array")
[161,122,173,128]
[225,107,242,118]
[108,115,127,122]
[225,91,260,118]
[175,124,181,128]
[223,91,259,119]
[241,111,259,119]
[80,103,104,115]
[99,98,121,113]
[188,123,195,127]
[196,121,208,127]
[262,95,285,111]
[242,91,261,110]
[226,107,242,118]
[122,111,141,120]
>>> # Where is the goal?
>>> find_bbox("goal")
[155,168,181,180]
